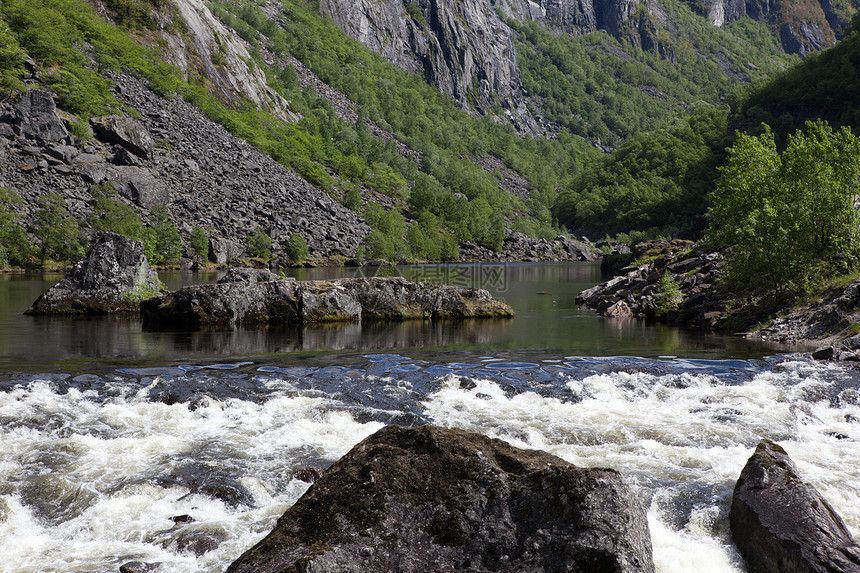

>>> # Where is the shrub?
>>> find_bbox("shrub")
[709,120,860,298]
[29,192,85,264]
[285,233,308,264]
[87,182,145,240]
[655,273,683,314]
[146,206,181,265]
[246,227,272,259]
[190,226,209,260]
[0,187,31,266]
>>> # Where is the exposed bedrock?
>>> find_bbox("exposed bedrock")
[25,232,162,316]
[140,270,514,328]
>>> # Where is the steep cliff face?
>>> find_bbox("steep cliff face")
[692,0,847,55]
[97,0,299,122]
[318,0,650,132]
[320,0,537,132]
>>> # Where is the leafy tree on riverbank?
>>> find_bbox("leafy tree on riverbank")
[30,192,85,265]
[0,187,30,266]
[709,120,860,297]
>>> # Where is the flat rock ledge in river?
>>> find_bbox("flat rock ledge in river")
[226,424,655,573]
[25,232,162,315]
[140,269,514,328]
[730,440,860,573]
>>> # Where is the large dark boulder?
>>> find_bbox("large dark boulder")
[140,279,301,328]
[140,274,514,328]
[90,116,155,159]
[25,233,162,315]
[730,440,860,573]
[14,89,69,143]
[227,424,655,573]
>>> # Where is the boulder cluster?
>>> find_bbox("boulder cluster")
[141,269,514,328]
[459,232,600,262]
[576,240,729,329]
[218,426,860,573]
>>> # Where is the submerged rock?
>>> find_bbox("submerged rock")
[227,424,655,573]
[25,233,162,315]
[730,440,860,573]
[140,274,514,328]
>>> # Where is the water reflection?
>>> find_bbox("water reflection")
[0,263,802,368]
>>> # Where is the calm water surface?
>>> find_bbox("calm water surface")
[0,263,857,573]
[0,263,793,369]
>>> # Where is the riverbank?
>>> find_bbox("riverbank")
[577,240,860,359]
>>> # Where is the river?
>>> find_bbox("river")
[0,263,857,572]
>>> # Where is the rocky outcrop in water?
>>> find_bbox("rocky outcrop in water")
[226,424,655,573]
[140,270,514,328]
[576,240,730,329]
[25,233,162,315]
[730,440,860,573]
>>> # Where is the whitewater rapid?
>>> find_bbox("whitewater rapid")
[0,356,857,572]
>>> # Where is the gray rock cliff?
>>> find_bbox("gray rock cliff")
[319,0,537,132]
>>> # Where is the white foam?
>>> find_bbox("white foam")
[0,378,383,573]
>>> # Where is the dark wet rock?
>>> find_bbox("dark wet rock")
[175,526,227,556]
[90,116,155,159]
[730,440,860,573]
[227,424,655,573]
[14,90,69,143]
[119,561,160,573]
[25,233,162,315]
[171,514,194,525]
[160,465,255,508]
[293,467,324,483]
[812,345,836,360]
[141,274,514,328]
[20,474,98,526]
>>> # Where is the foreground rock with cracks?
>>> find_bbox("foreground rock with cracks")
[227,424,655,573]
[730,440,860,573]
[25,233,161,315]
[141,268,514,328]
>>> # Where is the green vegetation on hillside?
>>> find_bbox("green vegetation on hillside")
[737,17,860,138]
[553,103,730,236]
[509,0,796,146]
[208,0,597,254]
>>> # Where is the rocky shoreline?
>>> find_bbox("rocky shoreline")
[576,239,860,360]
[25,235,514,327]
